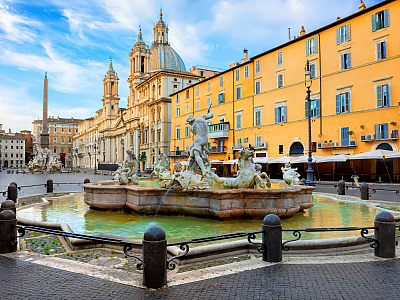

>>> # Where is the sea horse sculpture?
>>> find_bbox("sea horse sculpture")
[211,148,271,189]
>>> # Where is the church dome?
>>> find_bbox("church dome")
[149,43,186,72]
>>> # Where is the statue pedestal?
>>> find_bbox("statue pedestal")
[40,132,49,149]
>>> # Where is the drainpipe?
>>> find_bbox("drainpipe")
[232,69,235,160]
[318,31,322,137]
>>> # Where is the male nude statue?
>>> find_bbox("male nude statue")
[186,105,213,176]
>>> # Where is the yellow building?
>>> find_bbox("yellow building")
[170,0,400,180]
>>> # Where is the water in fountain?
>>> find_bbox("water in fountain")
[154,184,176,218]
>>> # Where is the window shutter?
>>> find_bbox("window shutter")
[336,94,340,114]
[340,54,345,70]
[347,91,351,112]
[222,93,224,103]
[347,53,351,68]
[313,37,318,53]
[283,106,287,122]
[336,28,340,45]
[374,124,379,138]
[275,107,279,123]
[346,24,350,41]
[306,40,309,56]
[305,101,309,118]
[316,99,320,117]
[377,42,381,60]
[382,41,386,59]
[387,83,391,106]
[218,93,220,104]
[372,13,376,32]
[383,123,389,139]
[384,8,389,27]
[376,85,382,107]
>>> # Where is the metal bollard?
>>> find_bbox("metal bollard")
[142,226,167,289]
[360,182,369,200]
[84,178,90,184]
[262,214,282,262]
[337,180,345,195]
[374,212,396,258]
[0,209,18,253]
[7,184,18,203]
[1,200,16,214]
[10,182,18,189]
[46,179,54,193]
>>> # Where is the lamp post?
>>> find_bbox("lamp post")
[305,60,315,186]
[137,124,141,177]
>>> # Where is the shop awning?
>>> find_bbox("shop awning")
[316,154,349,163]
[291,155,323,164]
[384,151,400,158]
[210,160,224,164]
[223,159,238,165]
[348,150,395,160]
[268,156,301,164]
[254,157,276,164]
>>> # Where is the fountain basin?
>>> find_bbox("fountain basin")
[84,181,315,219]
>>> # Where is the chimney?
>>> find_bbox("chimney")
[359,0,366,11]
[288,28,291,41]
[241,48,249,64]
[9,128,11,133]
[300,26,306,37]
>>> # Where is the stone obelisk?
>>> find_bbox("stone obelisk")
[40,72,50,149]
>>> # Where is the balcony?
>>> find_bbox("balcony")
[360,130,398,142]
[209,146,227,153]
[255,142,268,150]
[318,138,358,149]
[208,122,229,139]
[169,151,189,157]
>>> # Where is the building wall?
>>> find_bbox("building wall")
[32,117,81,167]
[170,0,400,168]
[0,133,26,168]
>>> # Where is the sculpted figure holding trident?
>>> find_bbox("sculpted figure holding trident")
[186,104,213,176]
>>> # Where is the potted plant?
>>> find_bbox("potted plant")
[348,131,356,146]
[360,125,366,141]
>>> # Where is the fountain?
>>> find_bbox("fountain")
[28,145,62,173]
[84,106,314,219]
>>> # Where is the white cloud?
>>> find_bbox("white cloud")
[0,83,41,132]
[0,1,41,43]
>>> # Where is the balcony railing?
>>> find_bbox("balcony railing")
[255,142,268,149]
[360,130,398,142]
[318,138,357,149]
[208,122,229,139]
[209,146,227,153]
[169,151,189,157]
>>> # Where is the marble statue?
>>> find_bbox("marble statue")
[112,163,123,181]
[118,149,139,185]
[28,145,62,173]
[211,148,271,189]
[160,105,214,190]
[150,153,171,180]
[282,162,300,185]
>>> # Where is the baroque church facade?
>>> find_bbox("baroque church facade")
[73,12,205,170]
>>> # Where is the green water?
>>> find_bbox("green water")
[18,194,379,242]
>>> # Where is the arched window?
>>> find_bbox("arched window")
[376,142,393,151]
[289,142,304,155]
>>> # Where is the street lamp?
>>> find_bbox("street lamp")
[305,60,315,186]
[137,124,141,177]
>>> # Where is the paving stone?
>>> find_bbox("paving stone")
[1,255,400,299]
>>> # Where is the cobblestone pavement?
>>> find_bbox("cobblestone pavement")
[314,183,400,203]
[1,255,400,299]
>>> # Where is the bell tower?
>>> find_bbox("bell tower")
[153,9,169,45]
[128,26,150,107]
[102,59,120,127]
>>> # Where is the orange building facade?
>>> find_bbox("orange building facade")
[170,0,400,180]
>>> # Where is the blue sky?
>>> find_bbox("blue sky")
[0,0,381,132]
